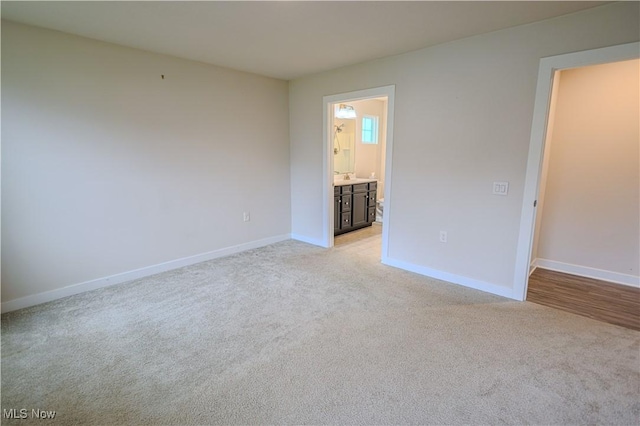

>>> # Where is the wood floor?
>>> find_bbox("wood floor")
[527,268,640,331]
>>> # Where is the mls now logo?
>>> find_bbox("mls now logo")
[3,408,56,419]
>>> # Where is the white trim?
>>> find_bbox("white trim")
[1,234,290,313]
[513,42,640,302]
[290,233,325,247]
[535,259,640,288]
[383,257,516,300]
[322,85,396,260]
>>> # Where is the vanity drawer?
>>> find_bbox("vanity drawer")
[368,207,376,223]
[341,213,351,228]
[353,183,368,193]
[341,185,352,195]
[367,191,377,206]
[341,196,351,212]
[369,182,377,191]
[334,186,340,196]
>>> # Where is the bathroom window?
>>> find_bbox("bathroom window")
[361,115,378,144]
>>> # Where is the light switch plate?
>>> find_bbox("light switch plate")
[493,182,509,196]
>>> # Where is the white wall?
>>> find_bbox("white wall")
[289,2,639,295]
[2,21,291,305]
[535,59,639,280]
[351,98,385,177]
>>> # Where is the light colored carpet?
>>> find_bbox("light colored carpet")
[2,229,639,425]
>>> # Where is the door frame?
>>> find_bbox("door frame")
[513,42,639,301]
[322,85,395,259]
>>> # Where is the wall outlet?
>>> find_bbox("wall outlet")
[243,212,250,222]
[439,231,447,243]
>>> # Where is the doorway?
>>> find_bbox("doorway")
[513,42,640,302]
[322,86,395,259]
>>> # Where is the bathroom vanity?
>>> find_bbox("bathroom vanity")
[334,179,377,235]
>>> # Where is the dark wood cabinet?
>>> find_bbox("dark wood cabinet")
[334,181,377,236]
[352,192,368,228]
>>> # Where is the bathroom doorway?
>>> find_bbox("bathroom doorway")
[322,85,395,260]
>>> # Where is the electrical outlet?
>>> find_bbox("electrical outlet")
[439,231,447,243]
[243,212,250,222]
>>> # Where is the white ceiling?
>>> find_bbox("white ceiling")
[1,1,610,80]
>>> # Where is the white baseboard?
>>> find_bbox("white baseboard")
[1,234,291,313]
[381,256,516,300]
[529,258,539,276]
[535,258,640,288]
[290,233,325,247]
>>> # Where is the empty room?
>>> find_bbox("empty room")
[2,1,639,424]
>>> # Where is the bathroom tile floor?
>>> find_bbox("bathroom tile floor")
[334,223,382,259]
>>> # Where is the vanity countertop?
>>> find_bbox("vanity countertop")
[334,178,377,186]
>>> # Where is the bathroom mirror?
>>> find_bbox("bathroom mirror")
[333,118,355,174]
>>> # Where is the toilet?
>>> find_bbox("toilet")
[376,198,384,222]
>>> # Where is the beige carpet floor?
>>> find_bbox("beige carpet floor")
[2,227,639,425]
